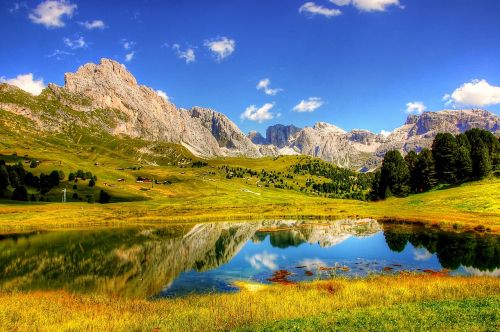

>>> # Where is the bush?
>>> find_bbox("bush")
[12,186,28,201]
[99,190,111,204]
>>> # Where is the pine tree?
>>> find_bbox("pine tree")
[12,186,28,201]
[455,145,473,181]
[466,129,493,178]
[432,133,458,183]
[476,142,492,178]
[380,150,410,198]
[455,133,473,181]
[414,148,436,192]
[404,151,418,193]
[99,190,111,204]
[0,165,10,197]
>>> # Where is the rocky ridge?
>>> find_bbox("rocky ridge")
[1,58,499,170]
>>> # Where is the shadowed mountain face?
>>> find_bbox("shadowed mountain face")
[0,58,499,169]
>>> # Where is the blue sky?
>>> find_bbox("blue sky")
[1,0,500,136]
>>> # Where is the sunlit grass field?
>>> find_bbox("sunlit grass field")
[1,136,499,233]
[0,275,498,331]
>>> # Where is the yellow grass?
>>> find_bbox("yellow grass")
[0,176,499,233]
[0,275,498,331]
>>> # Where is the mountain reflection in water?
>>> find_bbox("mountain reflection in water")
[0,219,497,298]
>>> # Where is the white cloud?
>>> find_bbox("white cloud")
[0,73,45,95]
[298,258,327,269]
[413,248,432,261]
[47,49,73,60]
[125,51,135,62]
[172,44,195,64]
[79,20,105,30]
[10,2,28,13]
[380,130,392,137]
[121,39,136,50]
[204,37,235,61]
[241,103,275,123]
[156,90,170,101]
[443,79,500,108]
[299,2,342,17]
[245,251,278,270]
[330,0,351,5]
[330,0,402,12]
[256,78,282,96]
[406,101,426,115]
[63,36,87,49]
[29,0,76,28]
[293,97,324,112]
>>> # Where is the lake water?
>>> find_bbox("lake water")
[0,219,498,298]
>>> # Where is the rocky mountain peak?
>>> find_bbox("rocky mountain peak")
[312,122,346,134]
[405,114,419,125]
[265,124,302,148]
[247,131,267,145]
[65,58,138,91]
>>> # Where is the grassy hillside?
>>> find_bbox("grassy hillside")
[0,148,499,232]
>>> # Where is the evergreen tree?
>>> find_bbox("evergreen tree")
[12,186,28,201]
[369,170,382,200]
[8,169,20,188]
[0,165,10,197]
[432,133,458,183]
[456,133,471,150]
[380,150,410,198]
[404,151,418,193]
[39,173,52,195]
[49,170,60,187]
[466,129,493,178]
[99,190,111,204]
[455,145,473,181]
[476,142,492,178]
[414,148,436,192]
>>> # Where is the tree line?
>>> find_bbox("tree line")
[371,128,499,200]
[0,160,64,201]
[293,159,373,199]
[0,161,111,203]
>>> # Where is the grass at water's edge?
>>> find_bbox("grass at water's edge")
[0,275,498,331]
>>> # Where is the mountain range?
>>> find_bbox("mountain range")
[1,58,499,171]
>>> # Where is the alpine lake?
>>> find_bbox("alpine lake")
[0,219,498,299]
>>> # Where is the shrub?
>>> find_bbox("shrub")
[12,186,28,201]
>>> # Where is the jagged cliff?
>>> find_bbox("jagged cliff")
[33,58,259,158]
